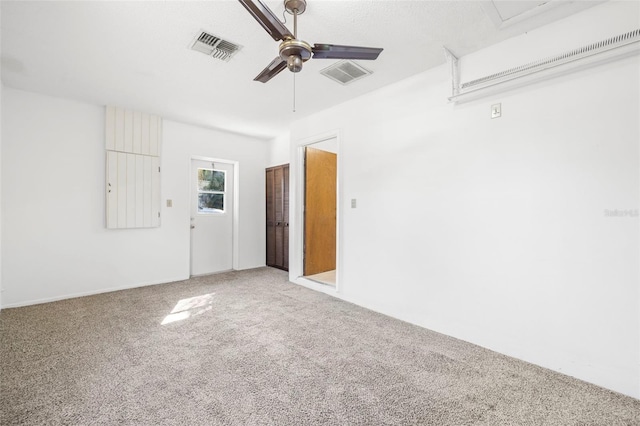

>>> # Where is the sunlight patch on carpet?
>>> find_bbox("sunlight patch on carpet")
[161,293,215,325]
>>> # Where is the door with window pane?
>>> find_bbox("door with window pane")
[190,158,234,276]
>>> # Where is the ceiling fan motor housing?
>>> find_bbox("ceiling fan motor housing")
[279,39,312,72]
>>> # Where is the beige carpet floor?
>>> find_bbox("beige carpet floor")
[1,267,639,425]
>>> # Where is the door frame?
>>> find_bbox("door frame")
[188,155,240,276]
[290,130,342,294]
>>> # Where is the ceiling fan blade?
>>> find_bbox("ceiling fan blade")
[312,44,383,60]
[238,0,294,42]
[254,56,287,83]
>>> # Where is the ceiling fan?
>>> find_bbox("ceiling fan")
[238,0,383,83]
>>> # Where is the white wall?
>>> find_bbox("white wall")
[1,4,4,311]
[162,120,267,272]
[288,1,640,398]
[0,80,3,312]
[267,131,290,167]
[1,87,267,307]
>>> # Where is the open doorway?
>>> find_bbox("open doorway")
[303,139,337,286]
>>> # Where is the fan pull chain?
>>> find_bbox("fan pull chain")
[292,72,296,113]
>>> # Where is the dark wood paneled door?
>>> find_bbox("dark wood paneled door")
[304,147,337,276]
[266,164,289,271]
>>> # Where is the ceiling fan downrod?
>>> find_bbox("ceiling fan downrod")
[292,5,298,38]
[286,8,303,72]
[283,0,308,73]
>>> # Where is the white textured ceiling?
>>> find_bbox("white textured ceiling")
[492,0,550,20]
[1,1,602,139]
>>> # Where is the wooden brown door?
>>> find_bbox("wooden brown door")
[304,147,336,276]
[283,166,289,271]
[266,164,289,271]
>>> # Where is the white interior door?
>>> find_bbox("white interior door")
[190,159,234,276]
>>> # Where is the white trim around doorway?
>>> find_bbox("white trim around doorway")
[289,130,343,295]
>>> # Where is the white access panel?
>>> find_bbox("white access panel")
[143,155,152,228]
[106,152,161,229]
[117,152,127,227]
[135,155,144,227]
[151,157,160,227]
[106,151,118,229]
[126,154,136,228]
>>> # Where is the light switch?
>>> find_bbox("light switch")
[491,103,502,119]
[351,199,357,208]
[166,199,173,207]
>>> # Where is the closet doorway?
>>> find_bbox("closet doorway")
[265,164,289,271]
[303,140,337,286]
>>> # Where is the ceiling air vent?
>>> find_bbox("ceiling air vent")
[191,31,241,62]
[320,60,372,85]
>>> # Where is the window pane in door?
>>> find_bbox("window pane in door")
[198,169,225,191]
[198,193,224,213]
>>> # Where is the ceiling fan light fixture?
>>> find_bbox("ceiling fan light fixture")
[287,55,303,72]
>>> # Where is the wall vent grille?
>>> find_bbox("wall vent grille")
[191,31,241,62]
[448,28,640,102]
[320,60,372,85]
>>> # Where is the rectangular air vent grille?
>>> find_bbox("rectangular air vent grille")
[461,28,640,92]
[191,31,241,62]
[320,60,373,85]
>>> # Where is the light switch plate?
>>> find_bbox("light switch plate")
[351,199,357,208]
[491,103,502,119]
[166,199,173,207]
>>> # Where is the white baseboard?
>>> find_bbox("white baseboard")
[0,276,189,309]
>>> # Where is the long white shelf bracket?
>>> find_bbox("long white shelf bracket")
[443,46,460,99]
[447,28,640,103]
